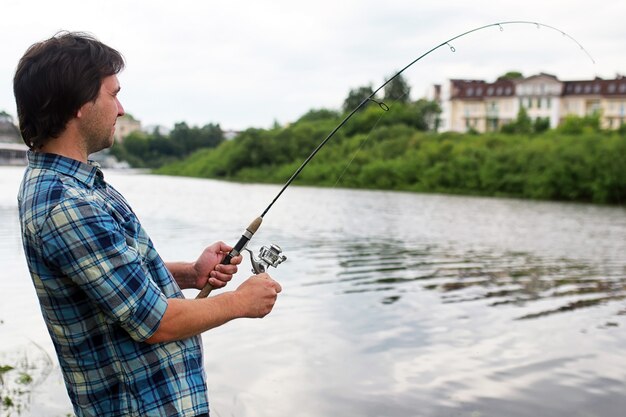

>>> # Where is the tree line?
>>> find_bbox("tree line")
[108,73,423,168]
[109,121,224,168]
[156,109,625,204]
[109,73,626,204]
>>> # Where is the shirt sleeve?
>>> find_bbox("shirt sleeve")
[39,197,168,342]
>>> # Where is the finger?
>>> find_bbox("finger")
[214,241,234,254]
[229,254,243,265]
[215,264,238,275]
[208,277,228,288]
[260,274,281,293]
[210,270,234,283]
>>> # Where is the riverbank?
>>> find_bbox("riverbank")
[157,128,626,205]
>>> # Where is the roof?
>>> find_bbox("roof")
[450,79,515,99]
[450,74,626,99]
[562,76,626,97]
[521,72,559,82]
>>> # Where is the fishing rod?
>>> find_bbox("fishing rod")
[196,20,594,298]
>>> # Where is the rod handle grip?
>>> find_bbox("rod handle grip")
[195,217,263,299]
[196,282,215,299]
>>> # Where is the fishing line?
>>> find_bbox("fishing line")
[332,100,389,188]
[197,20,595,298]
[261,20,594,218]
[333,83,417,188]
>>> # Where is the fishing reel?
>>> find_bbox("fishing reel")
[244,243,287,274]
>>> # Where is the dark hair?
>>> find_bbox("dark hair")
[13,31,125,149]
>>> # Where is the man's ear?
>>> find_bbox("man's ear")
[76,106,84,118]
[76,101,90,119]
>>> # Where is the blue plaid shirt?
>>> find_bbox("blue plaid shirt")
[18,152,209,417]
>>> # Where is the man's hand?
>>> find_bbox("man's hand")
[233,273,282,318]
[193,241,243,290]
[146,272,282,344]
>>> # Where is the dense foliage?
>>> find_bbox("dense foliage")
[109,122,223,168]
[155,102,625,205]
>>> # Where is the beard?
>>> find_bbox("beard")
[78,105,116,155]
[86,128,115,155]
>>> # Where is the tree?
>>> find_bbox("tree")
[412,99,442,131]
[297,108,340,123]
[557,113,601,134]
[533,117,550,133]
[170,121,223,155]
[198,123,224,149]
[383,73,411,103]
[111,121,224,168]
[343,85,375,113]
[498,71,523,80]
[501,107,532,134]
[0,110,15,124]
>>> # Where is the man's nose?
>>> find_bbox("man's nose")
[116,99,125,117]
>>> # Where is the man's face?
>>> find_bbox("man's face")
[78,75,124,154]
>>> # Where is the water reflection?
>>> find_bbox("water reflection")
[319,239,626,321]
[3,167,626,417]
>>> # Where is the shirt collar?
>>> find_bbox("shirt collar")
[27,151,104,188]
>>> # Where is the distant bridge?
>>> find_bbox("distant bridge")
[0,142,28,165]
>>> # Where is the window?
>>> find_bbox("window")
[487,87,494,95]
[467,87,474,96]
[586,100,601,115]
[608,83,616,93]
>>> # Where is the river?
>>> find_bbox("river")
[1,165,625,417]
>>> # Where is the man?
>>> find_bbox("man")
[14,31,282,417]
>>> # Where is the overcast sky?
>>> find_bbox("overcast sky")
[1,0,625,131]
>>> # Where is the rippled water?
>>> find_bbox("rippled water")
[1,166,625,417]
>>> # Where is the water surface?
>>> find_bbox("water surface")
[1,166,625,417]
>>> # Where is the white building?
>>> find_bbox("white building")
[114,114,141,142]
[439,73,626,133]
